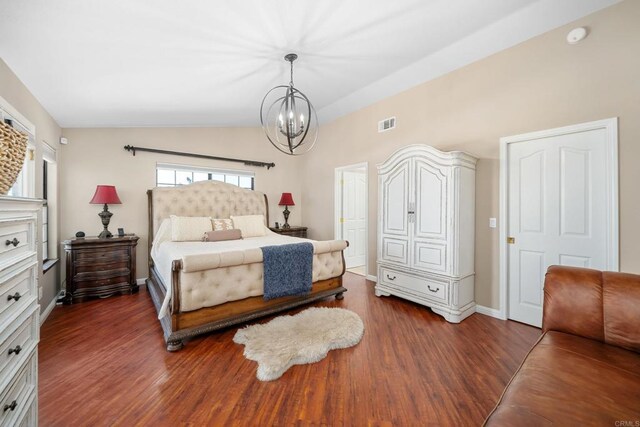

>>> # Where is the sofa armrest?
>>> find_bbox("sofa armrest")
[543,265,640,353]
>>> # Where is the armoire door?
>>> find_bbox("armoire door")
[411,158,449,273]
[380,159,410,265]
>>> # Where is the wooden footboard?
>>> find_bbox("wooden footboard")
[146,266,346,351]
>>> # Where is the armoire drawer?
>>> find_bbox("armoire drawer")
[0,220,34,271]
[0,305,38,394]
[0,353,36,427]
[0,266,36,328]
[380,267,449,304]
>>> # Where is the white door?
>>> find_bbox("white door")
[342,170,367,268]
[506,121,617,327]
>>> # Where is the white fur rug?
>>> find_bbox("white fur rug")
[233,307,364,381]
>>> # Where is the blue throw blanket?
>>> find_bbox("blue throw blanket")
[261,242,314,300]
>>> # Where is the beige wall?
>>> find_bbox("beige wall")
[300,0,640,309]
[5,0,639,313]
[0,58,63,312]
[59,127,302,283]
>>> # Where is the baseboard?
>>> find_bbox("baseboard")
[475,305,505,320]
[366,275,377,283]
[40,291,63,326]
[136,278,147,286]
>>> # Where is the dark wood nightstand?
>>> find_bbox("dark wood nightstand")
[269,226,308,238]
[63,235,139,304]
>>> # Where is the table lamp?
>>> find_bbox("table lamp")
[90,185,122,238]
[278,192,295,229]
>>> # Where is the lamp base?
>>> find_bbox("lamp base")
[98,230,113,239]
[98,204,114,239]
[282,206,291,229]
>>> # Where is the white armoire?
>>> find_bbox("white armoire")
[376,145,477,322]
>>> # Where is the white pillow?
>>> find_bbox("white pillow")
[170,215,212,241]
[230,215,267,238]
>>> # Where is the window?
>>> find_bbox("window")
[42,142,58,270]
[156,163,255,190]
[42,160,49,261]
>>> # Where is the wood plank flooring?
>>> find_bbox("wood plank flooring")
[39,273,539,426]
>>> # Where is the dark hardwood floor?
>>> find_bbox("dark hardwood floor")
[39,273,539,426]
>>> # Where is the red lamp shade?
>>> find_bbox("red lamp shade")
[278,192,295,206]
[90,185,122,205]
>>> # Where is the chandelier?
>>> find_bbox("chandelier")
[260,53,318,156]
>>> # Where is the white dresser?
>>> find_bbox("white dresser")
[0,197,40,427]
[376,145,477,323]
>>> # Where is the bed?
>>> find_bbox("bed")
[145,180,348,351]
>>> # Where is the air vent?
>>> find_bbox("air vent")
[378,117,396,133]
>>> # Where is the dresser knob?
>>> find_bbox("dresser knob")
[8,345,21,356]
[3,400,17,412]
[386,274,396,281]
[5,238,19,247]
[427,285,440,293]
[7,292,21,302]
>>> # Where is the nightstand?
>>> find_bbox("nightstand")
[269,226,308,238]
[63,235,139,304]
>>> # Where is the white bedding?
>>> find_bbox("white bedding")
[151,220,345,318]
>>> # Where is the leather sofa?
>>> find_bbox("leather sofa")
[485,265,640,425]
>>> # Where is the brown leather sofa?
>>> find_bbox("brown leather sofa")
[485,265,640,425]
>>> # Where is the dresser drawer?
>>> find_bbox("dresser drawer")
[0,266,36,328]
[380,267,449,304]
[0,305,38,393]
[0,220,34,270]
[0,353,36,427]
[15,396,36,427]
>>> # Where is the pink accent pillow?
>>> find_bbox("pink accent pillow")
[202,229,242,242]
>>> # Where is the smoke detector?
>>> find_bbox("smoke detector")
[567,27,588,44]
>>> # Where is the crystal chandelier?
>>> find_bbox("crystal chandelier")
[260,53,318,156]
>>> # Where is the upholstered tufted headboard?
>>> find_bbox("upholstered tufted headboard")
[147,180,269,240]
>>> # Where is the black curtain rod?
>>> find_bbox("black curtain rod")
[123,145,275,169]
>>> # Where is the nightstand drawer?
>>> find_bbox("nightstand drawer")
[0,353,36,427]
[74,260,130,274]
[0,266,36,328]
[74,247,129,262]
[0,221,34,270]
[74,275,131,289]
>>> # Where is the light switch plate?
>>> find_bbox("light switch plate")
[489,218,497,228]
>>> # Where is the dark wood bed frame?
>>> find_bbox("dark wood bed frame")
[145,188,347,351]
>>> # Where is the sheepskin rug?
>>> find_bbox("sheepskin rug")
[233,307,364,381]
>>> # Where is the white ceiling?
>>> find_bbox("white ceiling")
[0,0,619,128]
